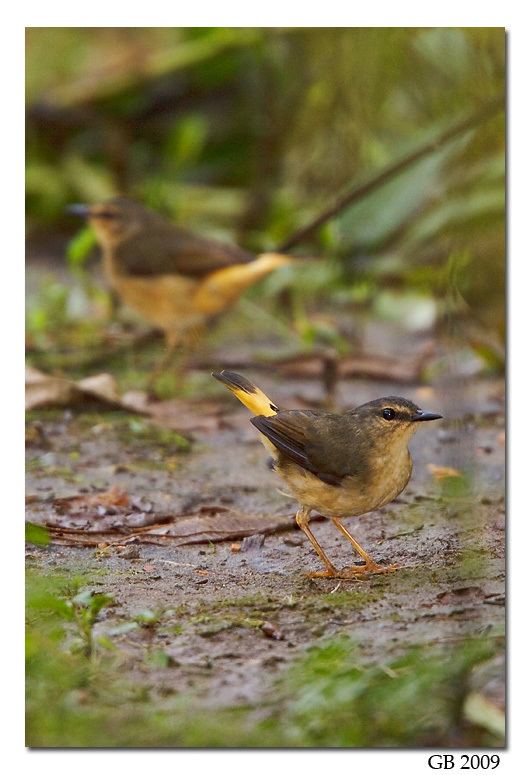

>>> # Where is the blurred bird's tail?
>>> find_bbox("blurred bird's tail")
[212,370,278,417]
[193,252,294,316]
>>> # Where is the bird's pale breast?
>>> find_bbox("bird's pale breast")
[276,445,412,518]
[104,251,204,333]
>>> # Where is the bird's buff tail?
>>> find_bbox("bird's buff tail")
[212,370,278,417]
[193,253,293,317]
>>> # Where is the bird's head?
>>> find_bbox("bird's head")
[349,396,442,447]
[67,197,156,245]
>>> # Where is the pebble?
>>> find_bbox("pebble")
[241,534,265,552]
[261,621,285,640]
[283,535,303,547]
[119,545,140,560]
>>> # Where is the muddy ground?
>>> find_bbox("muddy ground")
[26,363,505,730]
[25,255,506,745]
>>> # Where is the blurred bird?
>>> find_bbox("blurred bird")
[213,370,441,578]
[68,198,303,380]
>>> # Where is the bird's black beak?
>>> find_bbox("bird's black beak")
[66,203,91,218]
[413,410,443,422]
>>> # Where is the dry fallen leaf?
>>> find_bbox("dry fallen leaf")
[427,463,463,480]
[35,496,304,548]
[53,487,130,514]
[463,693,505,739]
[36,488,173,536]
[230,542,241,553]
[26,367,229,433]
[26,367,124,411]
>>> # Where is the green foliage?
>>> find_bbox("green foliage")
[26,27,505,368]
[67,226,97,270]
[164,115,209,169]
[25,522,50,546]
[68,589,114,657]
[133,609,161,627]
[26,280,69,338]
[271,636,500,747]
[25,275,109,354]
[26,570,503,748]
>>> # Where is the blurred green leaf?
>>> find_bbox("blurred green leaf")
[146,650,172,668]
[106,622,139,637]
[72,590,113,616]
[278,635,500,747]
[63,155,116,202]
[337,134,470,249]
[67,227,97,269]
[25,522,50,547]
[165,115,209,168]
[414,28,472,79]
[133,609,160,627]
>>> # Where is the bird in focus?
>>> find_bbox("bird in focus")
[67,198,302,379]
[213,370,442,578]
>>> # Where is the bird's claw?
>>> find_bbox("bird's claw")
[308,562,401,579]
[307,567,340,578]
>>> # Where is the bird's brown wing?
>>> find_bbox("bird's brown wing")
[250,411,366,486]
[113,226,255,279]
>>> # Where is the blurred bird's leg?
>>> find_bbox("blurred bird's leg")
[296,506,339,577]
[147,325,206,393]
[175,324,207,376]
[332,518,399,575]
[108,289,122,320]
[146,330,181,391]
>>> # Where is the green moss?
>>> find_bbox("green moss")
[122,419,190,452]
[26,457,84,483]
[312,588,384,610]
[452,548,492,580]
[203,592,273,611]
[26,409,67,423]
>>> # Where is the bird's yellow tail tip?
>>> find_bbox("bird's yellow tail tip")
[212,370,278,416]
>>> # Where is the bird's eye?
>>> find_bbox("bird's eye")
[382,408,396,420]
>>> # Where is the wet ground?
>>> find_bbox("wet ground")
[26,369,505,715]
[25,254,506,744]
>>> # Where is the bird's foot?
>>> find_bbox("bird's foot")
[308,562,401,579]
[307,567,340,579]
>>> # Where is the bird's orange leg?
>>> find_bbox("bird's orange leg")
[331,518,400,576]
[295,507,339,577]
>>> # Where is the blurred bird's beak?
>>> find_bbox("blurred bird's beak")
[66,204,90,218]
[413,410,443,422]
